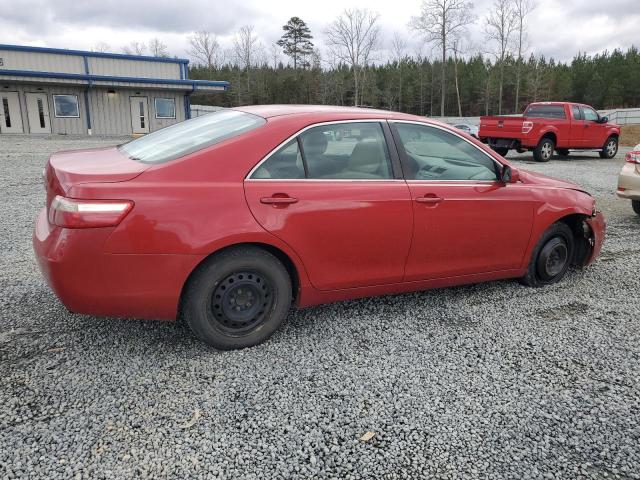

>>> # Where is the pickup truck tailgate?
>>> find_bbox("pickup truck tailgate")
[479,116,524,139]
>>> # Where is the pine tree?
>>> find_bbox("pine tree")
[277,17,314,69]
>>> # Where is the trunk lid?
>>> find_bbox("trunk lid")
[45,146,148,205]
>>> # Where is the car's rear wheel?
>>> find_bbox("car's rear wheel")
[599,136,618,159]
[182,246,292,350]
[533,137,555,162]
[492,146,509,157]
[520,222,574,287]
[556,148,570,157]
[633,200,640,216]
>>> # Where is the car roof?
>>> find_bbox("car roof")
[233,104,422,120]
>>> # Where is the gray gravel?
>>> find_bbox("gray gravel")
[1,136,639,479]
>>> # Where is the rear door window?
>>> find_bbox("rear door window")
[250,122,393,180]
[524,105,566,119]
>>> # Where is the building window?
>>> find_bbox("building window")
[53,95,80,118]
[154,98,176,119]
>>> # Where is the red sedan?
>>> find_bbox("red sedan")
[34,106,606,349]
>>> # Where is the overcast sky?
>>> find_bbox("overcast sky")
[1,0,638,65]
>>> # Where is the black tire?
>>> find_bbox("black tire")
[492,147,509,157]
[520,222,575,287]
[599,136,618,159]
[633,200,640,217]
[533,137,555,162]
[556,148,570,157]
[182,246,292,350]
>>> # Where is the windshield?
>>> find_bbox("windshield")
[119,110,266,164]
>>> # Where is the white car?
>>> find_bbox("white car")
[453,123,479,138]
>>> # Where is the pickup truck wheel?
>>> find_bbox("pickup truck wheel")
[520,222,574,287]
[492,147,509,157]
[556,148,570,157]
[633,200,640,216]
[533,137,555,162]
[599,136,618,159]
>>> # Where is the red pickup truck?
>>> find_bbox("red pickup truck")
[478,102,620,162]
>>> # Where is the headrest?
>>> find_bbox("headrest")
[302,131,328,156]
[348,140,384,174]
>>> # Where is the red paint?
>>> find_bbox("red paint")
[33,106,606,321]
[479,102,620,150]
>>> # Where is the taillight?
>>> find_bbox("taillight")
[625,151,640,164]
[522,121,533,134]
[48,195,133,229]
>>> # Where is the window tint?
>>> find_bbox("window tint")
[119,110,265,164]
[252,139,304,179]
[582,107,599,121]
[300,123,392,179]
[394,123,499,181]
[524,105,566,119]
[571,105,583,120]
[53,95,79,118]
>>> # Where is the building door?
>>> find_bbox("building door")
[25,93,51,134]
[0,91,24,134]
[130,96,150,134]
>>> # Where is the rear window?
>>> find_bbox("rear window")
[524,105,566,119]
[119,110,265,164]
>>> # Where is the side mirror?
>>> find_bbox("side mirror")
[500,165,519,184]
[599,116,609,124]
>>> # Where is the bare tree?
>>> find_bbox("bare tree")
[391,32,408,111]
[325,8,380,106]
[513,0,535,112]
[233,25,262,100]
[92,42,111,53]
[452,39,466,117]
[269,43,281,69]
[122,41,147,56]
[485,0,517,114]
[188,31,221,74]
[410,0,475,117]
[148,38,169,58]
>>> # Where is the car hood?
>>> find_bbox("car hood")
[518,169,590,195]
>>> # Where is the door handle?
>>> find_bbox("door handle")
[260,195,298,205]
[415,195,443,205]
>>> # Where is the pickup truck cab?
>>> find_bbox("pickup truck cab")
[478,102,620,162]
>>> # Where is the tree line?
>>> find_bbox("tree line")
[93,0,640,116]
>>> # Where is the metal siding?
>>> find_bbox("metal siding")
[0,50,84,74]
[88,57,181,80]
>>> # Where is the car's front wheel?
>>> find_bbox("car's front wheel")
[520,222,575,287]
[599,136,618,159]
[182,246,292,350]
[633,200,640,217]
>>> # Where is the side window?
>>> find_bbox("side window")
[394,123,499,181]
[300,123,392,179]
[582,107,599,122]
[571,106,583,120]
[251,139,305,179]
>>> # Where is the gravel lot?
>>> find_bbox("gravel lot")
[1,135,639,479]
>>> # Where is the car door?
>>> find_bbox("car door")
[390,121,535,281]
[581,106,606,148]
[244,121,413,291]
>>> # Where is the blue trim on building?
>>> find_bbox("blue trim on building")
[0,69,229,90]
[0,43,189,64]
[83,89,92,131]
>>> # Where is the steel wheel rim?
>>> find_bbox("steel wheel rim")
[606,140,617,157]
[539,239,568,278]
[211,271,273,335]
[541,142,553,159]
